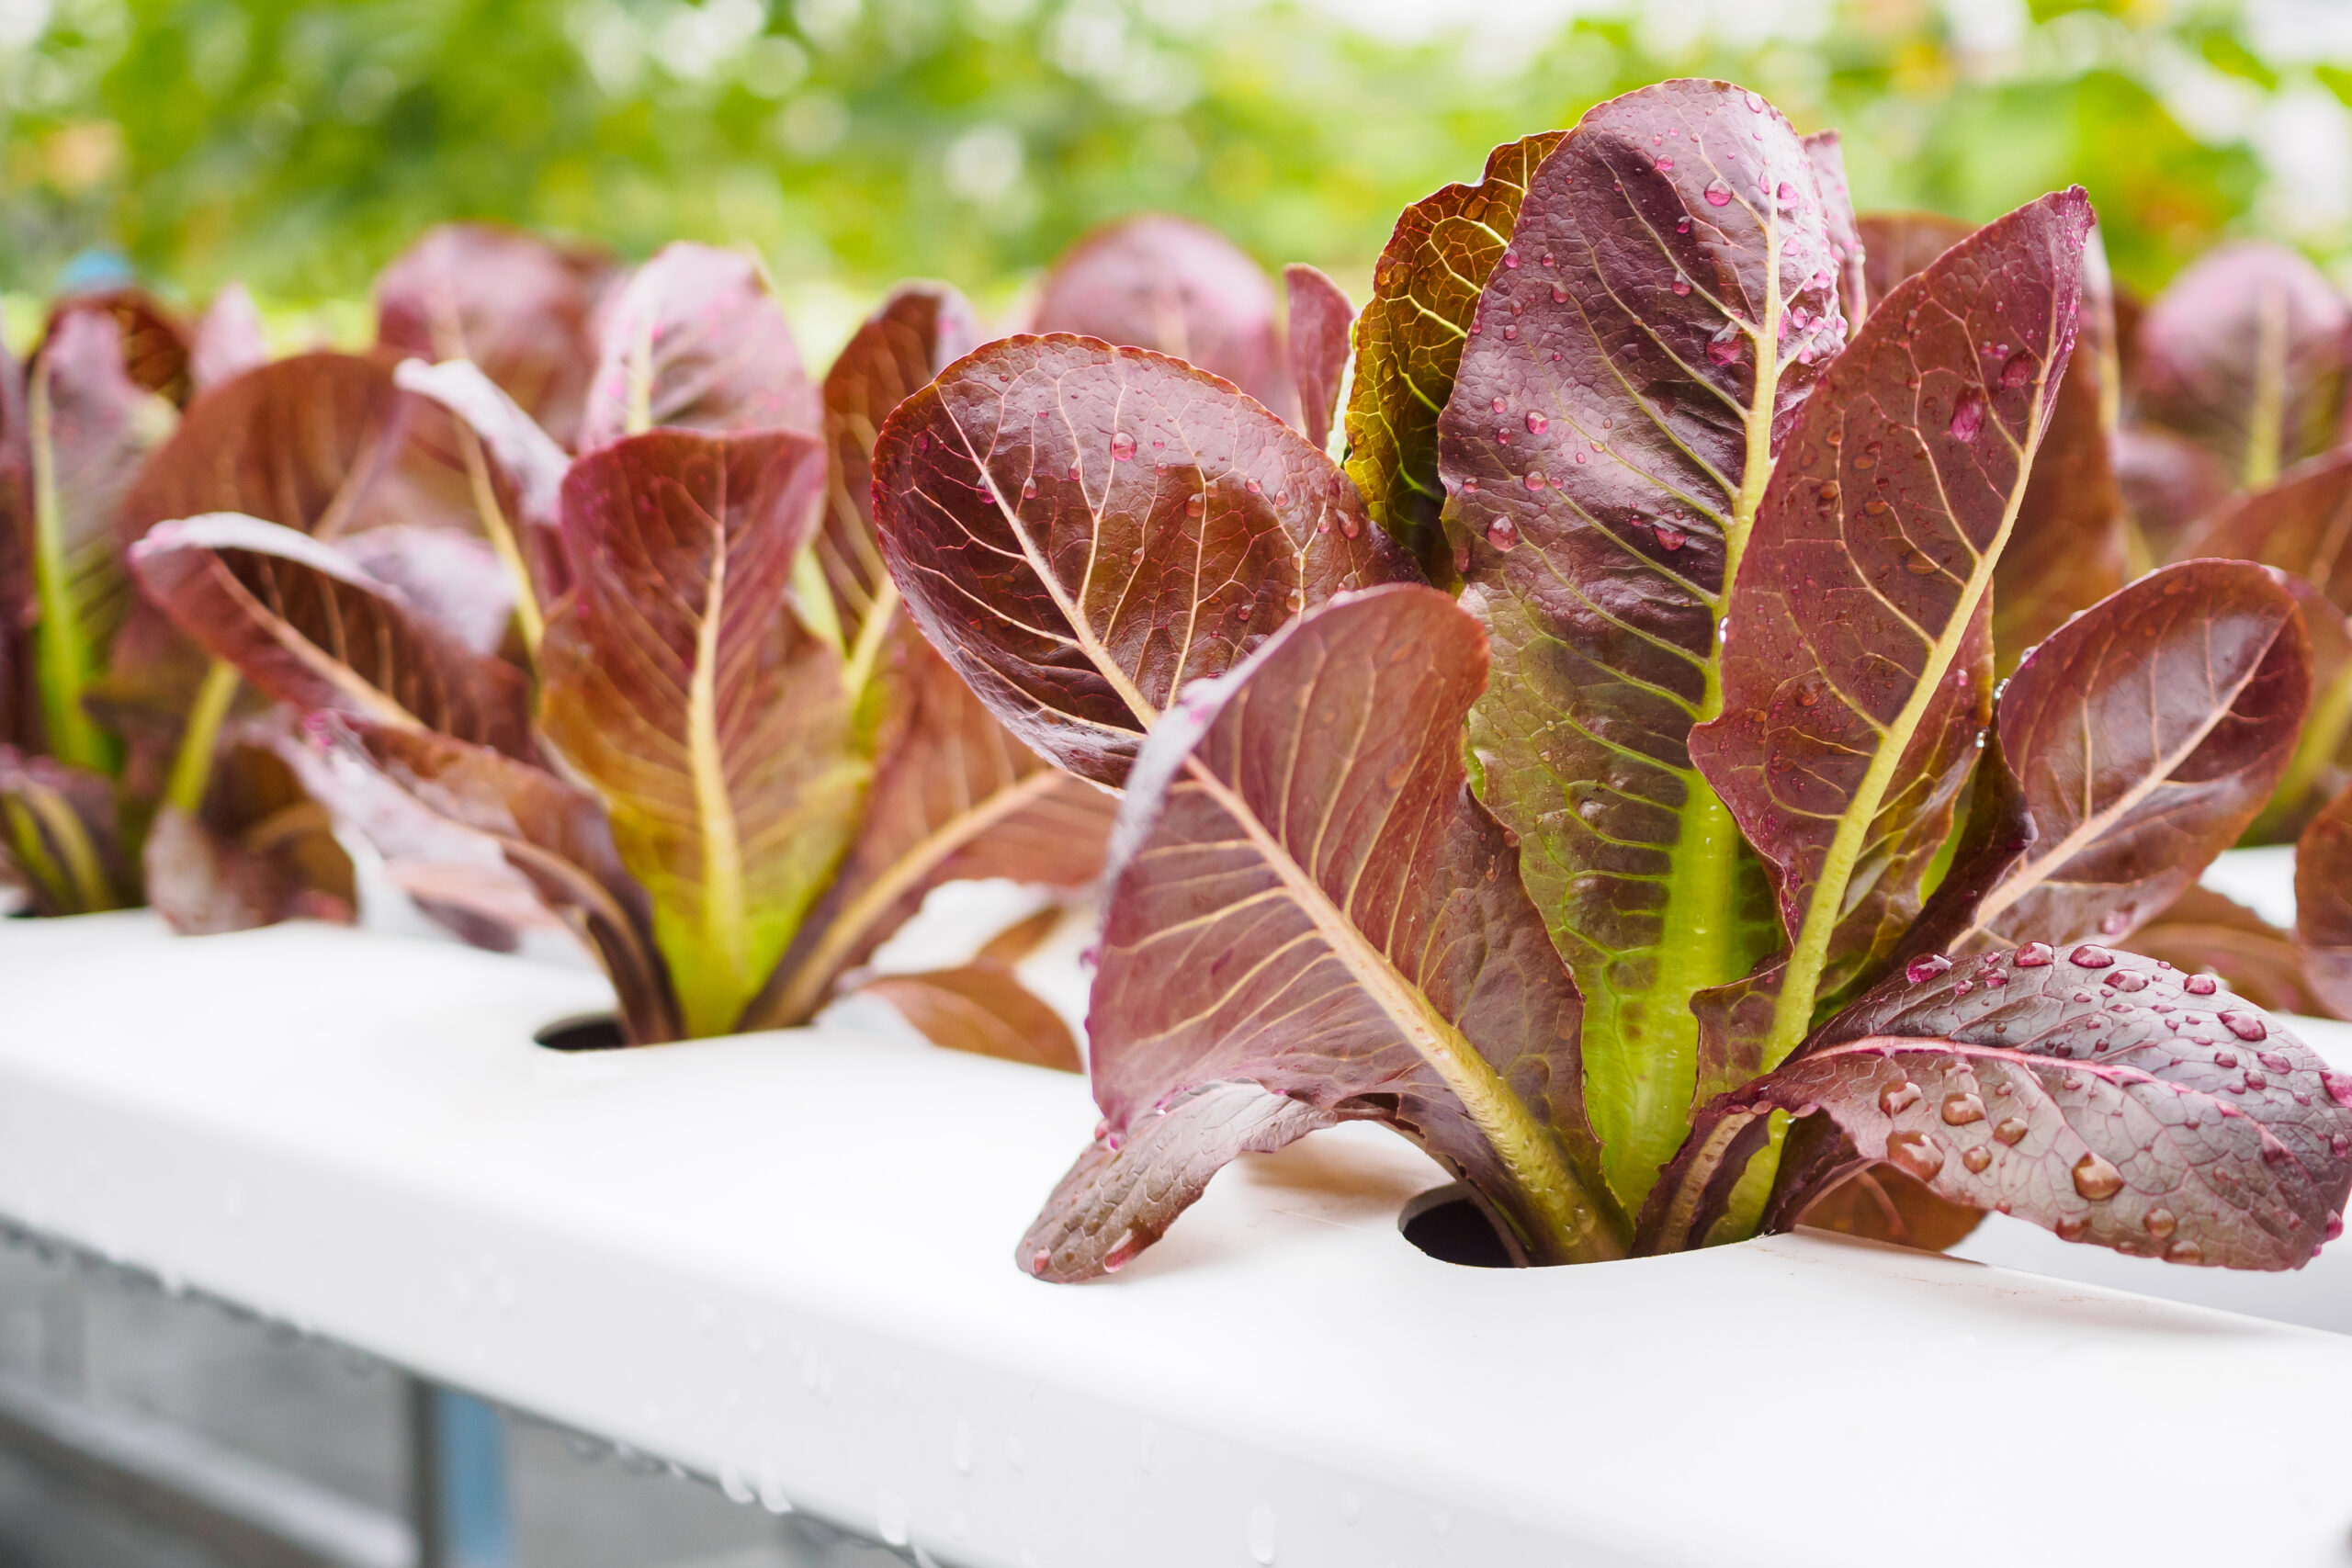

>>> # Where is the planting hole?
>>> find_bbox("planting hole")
[535,1013,628,1052]
[1398,1184,1520,1268]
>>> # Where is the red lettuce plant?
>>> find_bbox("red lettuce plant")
[134,247,1113,1055]
[0,286,353,928]
[875,79,2352,1279]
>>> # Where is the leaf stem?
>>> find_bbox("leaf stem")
[754,767,1068,1028]
[1599,210,1786,1206]
[456,422,544,655]
[2243,281,2289,491]
[1758,363,2056,1069]
[28,359,117,775]
[164,660,241,818]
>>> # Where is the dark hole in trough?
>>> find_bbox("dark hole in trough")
[535,1013,628,1052]
[1398,1184,1519,1268]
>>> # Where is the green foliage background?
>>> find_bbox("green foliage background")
[3,0,2347,344]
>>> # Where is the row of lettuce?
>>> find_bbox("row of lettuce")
[7,77,2352,1281]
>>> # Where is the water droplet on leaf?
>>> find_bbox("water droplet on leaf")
[1887,1130,1943,1180]
[1881,1081,1923,1115]
[1948,389,1986,442]
[1942,1092,1985,1126]
[1993,1117,2029,1145]
[2071,1153,2124,1201]
[1703,177,1733,206]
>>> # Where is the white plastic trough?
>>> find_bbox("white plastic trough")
[4,884,2352,1567]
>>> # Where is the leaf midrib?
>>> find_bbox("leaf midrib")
[1179,754,1623,1262]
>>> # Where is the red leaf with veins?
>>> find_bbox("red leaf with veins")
[1802,131,1868,329]
[871,336,1415,789]
[1281,264,1351,453]
[374,222,614,448]
[744,629,1114,1030]
[1437,80,1846,1200]
[1690,188,2090,1082]
[816,283,981,652]
[538,428,859,1040]
[580,243,819,450]
[128,513,534,756]
[1340,131,1561,578]
[1021,587,1620,1280]
[1033,215,1293,423]
[2136,242,2350,491]
[1642,946,2352,1269]
[1945,559,2307,952]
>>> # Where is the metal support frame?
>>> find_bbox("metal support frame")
[0,1369,414,1568]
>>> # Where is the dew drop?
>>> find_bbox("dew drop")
[1676,217,1690,234]
[2184,974,2219,995]
[1941,1091,1985,1126]
[1021,479,1036,499]
[2055,1215,2088,1241]
[1962,1146,1993,1174]
[2068,944,2116,969]
[1905,550,1939,576]
[2143,1207,2177,1240]
[2071,1153,2124,1201]
[1993,1116,2029,1145]
[1671,276,1691,297]
[1102,1229,1141,1272]
[1503,324,1518,339]
[1887,1130,1944,1181]
[2221,1010,2267,1042]
[1948,389,1986,442]
[1703,177,1733,206]
[1880,1081,1922,1116]
[2165,1239,2202,1266]
[1067,463,1081,480]
[1250,1505,1279,1565]
[2104,970,2149,993]
[1705,333,1742,367]
[1905,953,1952,985]
[1745,89,1765,110]
[1185,495,1204,519]
[1110,433,1136,461]
[1775,180,1798,203]
[1655,155,1675,172]
[1525,412,1548,434]
[1486,518,1519,551]
[1523,470,1547,491]
[1653,521,1686,550]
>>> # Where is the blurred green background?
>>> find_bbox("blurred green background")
[3,0,2348,357]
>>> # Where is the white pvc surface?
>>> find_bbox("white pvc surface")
[4,910,2352,1567]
